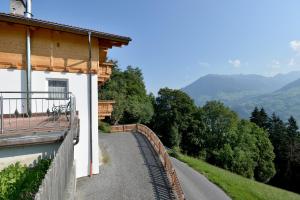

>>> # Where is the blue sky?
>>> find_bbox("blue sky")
[1,1,300,93]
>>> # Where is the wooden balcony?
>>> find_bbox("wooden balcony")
[98,100,115,119]
[98,62,114,85]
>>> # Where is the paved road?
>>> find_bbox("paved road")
[76,132,175,200]
[171,157,231,200]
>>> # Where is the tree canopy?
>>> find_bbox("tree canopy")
[251,109,300,193]
[152,92,275,182]
[99,62,153,124]
[151,88,197,147]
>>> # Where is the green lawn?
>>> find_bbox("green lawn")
[177,154,300,200]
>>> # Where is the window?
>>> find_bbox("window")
[48,79,68,99]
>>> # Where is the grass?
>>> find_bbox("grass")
[100,145,110,164]
[176,153,300,200]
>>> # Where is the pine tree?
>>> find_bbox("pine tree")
[250,107,270,130]
[250,106,260,124]
[259,108,270,130]
[284,116,299,189]
[268,113,287,187]
[268,115,300,193]
[287,116,298,137]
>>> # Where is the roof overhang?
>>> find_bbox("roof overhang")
[0,12,131,47]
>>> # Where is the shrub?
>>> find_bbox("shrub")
[99,121,111,133]
[0,159,51,200]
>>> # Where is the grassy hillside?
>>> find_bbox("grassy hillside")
[176,154,300,200]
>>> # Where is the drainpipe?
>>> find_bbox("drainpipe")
[24,0,32,18]
[25,0,32,114]
[88,32,93,177]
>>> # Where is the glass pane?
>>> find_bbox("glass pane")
[48,80,68,99]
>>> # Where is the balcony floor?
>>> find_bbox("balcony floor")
[1,115,70,135]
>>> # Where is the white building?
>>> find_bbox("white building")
[0,12,131,178]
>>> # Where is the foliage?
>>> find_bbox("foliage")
[197,102,275,182]
[177,153,300,200]
[178,101,275,182]
[250,107,270,130]
[152,89,275,182]
[200,101,238,160]
[180,115,207,158]
[100,62,153,125]
[99,121,111,133]
[0,159,51,200]
[251,108,300,193]
[151,88,197,148]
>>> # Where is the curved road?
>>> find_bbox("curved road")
[76,132,175,200]
[76,132,231,200]
[171,158,231,200]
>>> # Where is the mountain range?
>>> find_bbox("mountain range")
[182,71,300,122]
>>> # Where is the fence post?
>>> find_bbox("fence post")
[0,96,3,134]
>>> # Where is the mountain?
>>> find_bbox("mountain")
[182,71,300,122]
[275,78,300,92]
[231,78,300,121]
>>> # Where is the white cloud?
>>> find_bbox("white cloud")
[288,58,295,66]
[290,40,300,53]
[228,59,241,68]
[271,60,280,69]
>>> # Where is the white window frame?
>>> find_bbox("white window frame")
[47,78,69,100]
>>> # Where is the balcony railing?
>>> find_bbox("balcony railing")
[98,62,114,84]
[0,91,76,135]
[98,100,115,119]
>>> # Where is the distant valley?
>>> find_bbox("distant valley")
[182,71,300,122]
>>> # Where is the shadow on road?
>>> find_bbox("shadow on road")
[133,132,176,200]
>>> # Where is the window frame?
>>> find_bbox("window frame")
[47,78,69,100]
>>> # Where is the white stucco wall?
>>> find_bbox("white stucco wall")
[0,69,100,178]
[0,142,61,171]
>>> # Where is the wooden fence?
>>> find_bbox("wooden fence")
[111,124,185,200]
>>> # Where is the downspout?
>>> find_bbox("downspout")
[25,0,32,114]
[88,32,93,177]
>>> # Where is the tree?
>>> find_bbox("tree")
[194,102,275,181]
[252,122,276,182]
[180,109,207,157]
[100,63,153,124]
[152,88,197,148]
[250,106,260,124]
[250,107,269,130]
[200,101,238,161]
[267,114,300,193]
[215,119,275,181]
[283,116,300,190]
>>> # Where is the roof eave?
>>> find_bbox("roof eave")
[0,13,131,46]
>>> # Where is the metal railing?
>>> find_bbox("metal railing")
[111,124,185,200]
[34,117,79,200]
[0,91,76,134]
